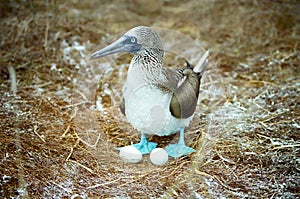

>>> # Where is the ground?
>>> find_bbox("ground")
[0,0,299,198]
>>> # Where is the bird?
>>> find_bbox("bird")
[89,26,205,158]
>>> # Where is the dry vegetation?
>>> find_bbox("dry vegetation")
[1,0,299,198]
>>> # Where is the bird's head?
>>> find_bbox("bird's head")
[89,26,163,60]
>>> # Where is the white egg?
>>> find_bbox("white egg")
[119,146,142,163]
[150,148,168,166]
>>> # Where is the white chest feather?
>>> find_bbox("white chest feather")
[123,83,193,136]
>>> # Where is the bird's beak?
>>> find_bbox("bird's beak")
[89,36,141,60]
[89,37,126,60]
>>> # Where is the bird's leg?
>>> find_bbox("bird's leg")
[165,128,195,158]
[132,133,157,154]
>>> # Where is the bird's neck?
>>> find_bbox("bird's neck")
[129,48,165,83]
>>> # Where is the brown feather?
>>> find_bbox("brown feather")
[169,68,203,118]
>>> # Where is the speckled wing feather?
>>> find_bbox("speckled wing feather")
[163,63,203,119]
[119,62,202,119]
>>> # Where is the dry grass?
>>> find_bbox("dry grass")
[1,0,299,198]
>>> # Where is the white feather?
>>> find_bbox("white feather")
[193,50,209,73]
[177,75,187,88]
[123,83,193,136]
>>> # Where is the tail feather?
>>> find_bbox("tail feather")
[193,50,209,73]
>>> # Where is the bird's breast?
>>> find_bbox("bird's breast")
[123,83,192,136]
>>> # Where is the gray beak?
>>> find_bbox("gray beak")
[89,36,141,60]
[89,37,126,60]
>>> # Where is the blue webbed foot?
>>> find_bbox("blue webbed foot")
[132,141,157,154]
[117,133,157,154]
[165,144,195,158]
[165,128,195,158]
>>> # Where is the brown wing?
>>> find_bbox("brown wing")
[169,68,203,119]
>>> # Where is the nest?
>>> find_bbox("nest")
[1,0,299,198]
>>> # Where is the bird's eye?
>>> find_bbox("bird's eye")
[131,37,136,43]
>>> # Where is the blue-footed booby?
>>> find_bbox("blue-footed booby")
[89,26,205,158]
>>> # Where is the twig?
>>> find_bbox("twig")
[195,169,239,191]
[70,107,78,120]
[7,65,17,93]
[155,160,188,182]
[259,121,273,131]
[76,130,102,149]
[44,11,49,53]
[63,101,90,109]
[215,147,236,164]
[259,110,288,123]
[75,90,90,102]
[35,82,53,88]
[248,80,281,88]
[15,132,29,198]
[41,96,60,110]
[65,139,79,161]
[33,125,46,142]
[272,175,280,196]
[272,144,300,150]
[51,181,71,193]
[65,147,74,161]
[119,173,149,188]
[61,125,71,138]
[68,159,94,174]
[195,169,214,179]
[87,177,122,189]
[257,133,272,140]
